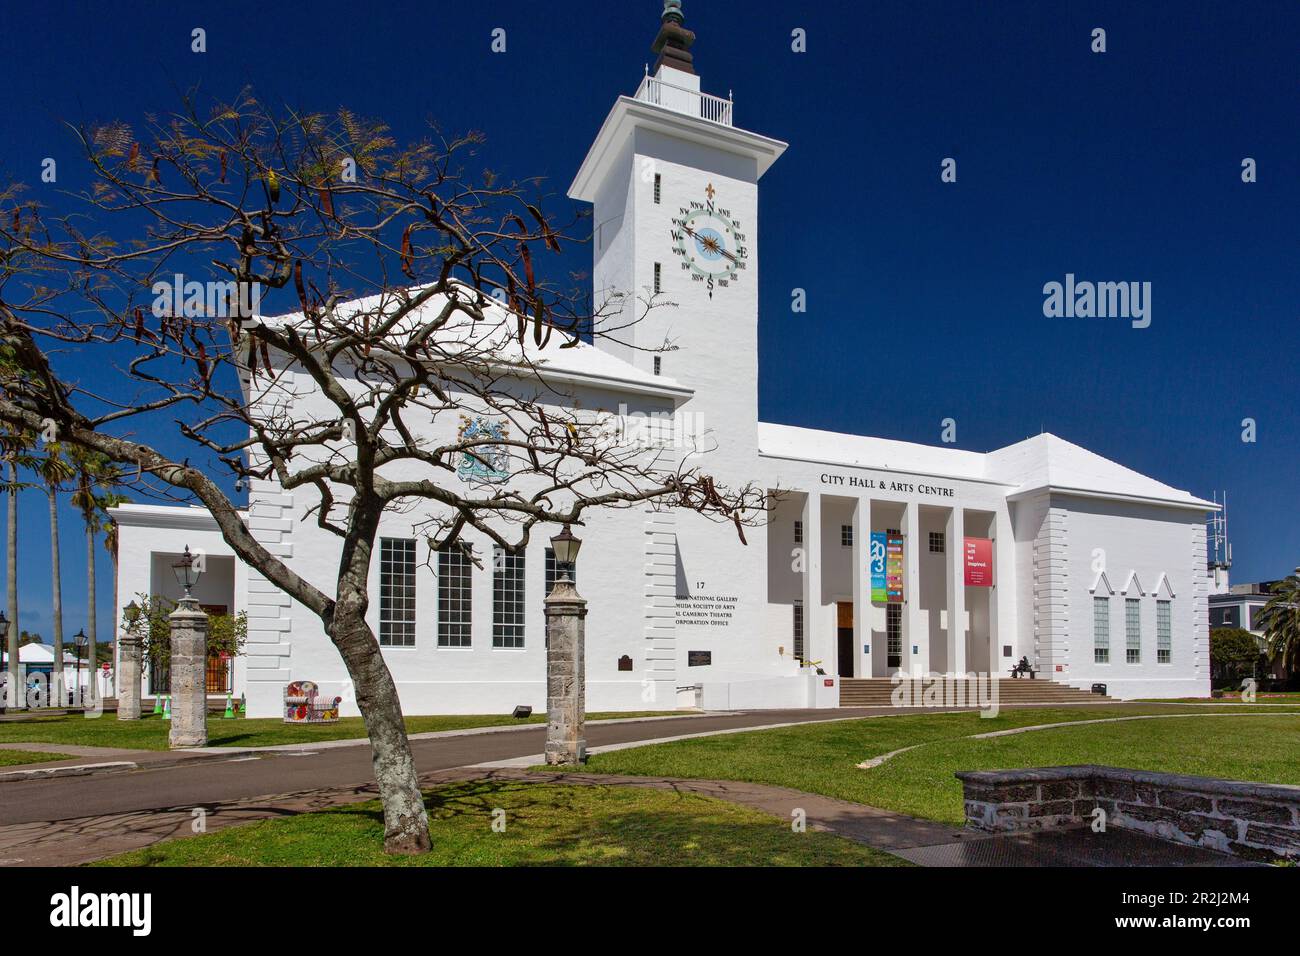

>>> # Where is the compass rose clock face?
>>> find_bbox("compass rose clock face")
[670,182,748,298]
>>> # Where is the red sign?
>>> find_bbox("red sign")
[963,537,993,587]
[823,679,834,687]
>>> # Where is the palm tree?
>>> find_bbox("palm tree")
[1257,571,1300,681]
[37,444,74,705]
[0,429,37,709]
[68,447,124,704]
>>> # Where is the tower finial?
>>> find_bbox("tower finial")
[652,0,696,75]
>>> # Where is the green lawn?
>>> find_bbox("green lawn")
[580,706,1300,825]
[94,780,907,867]
[1137,693,1300,704]
[0,711,676,751]
[0,749,74,767]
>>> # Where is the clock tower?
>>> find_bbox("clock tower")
[568,1,786,477]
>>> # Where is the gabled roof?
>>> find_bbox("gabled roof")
[986,433,1216,511]
[757,424,1215,511]
[258,283,693,402]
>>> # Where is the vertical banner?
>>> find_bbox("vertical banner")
[886,533,905,603]
[963,536,993,587]
[869,531,887,602]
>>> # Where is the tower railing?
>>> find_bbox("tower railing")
[635,74,734,126]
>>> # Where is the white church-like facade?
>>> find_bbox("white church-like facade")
[112,3,1214,717]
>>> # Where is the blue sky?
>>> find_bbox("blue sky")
[1,0,1296,639]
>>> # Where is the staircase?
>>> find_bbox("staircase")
[839,677,1111,708]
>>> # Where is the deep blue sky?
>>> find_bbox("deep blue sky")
[1,0,1296,640]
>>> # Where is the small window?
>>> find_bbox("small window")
[379,538,416,647]
[653,356,662,376]
[1125,598,1141,664]
[1093,596,1110,664]
[653,173,661,205]
[653,262,661,293]
[792,600,804,661]
[1157,600,1171,664]
[793,520,803,544]
[929,531,945,554]
[841,525,853,547]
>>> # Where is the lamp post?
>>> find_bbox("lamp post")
[544,523,587,765]
[168,546,209,747]
[118,600,144,720]
[172,545,201,599]
[73,628,87,706]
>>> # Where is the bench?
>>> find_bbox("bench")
[1009,657,1037,679]
[283,680,342,723]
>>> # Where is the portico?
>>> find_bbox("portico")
[769,483,1013,681]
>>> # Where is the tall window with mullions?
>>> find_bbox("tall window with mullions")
[437,545,473,647]
[493,546,526,648]
[379,538,416,647]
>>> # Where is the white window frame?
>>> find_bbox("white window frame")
[493,546,526,649]
[437,546,473,648]
[378,537,417,648]
[1156,599,1172,664]
[1093,595,1110,664]
[1125,598,1141,664]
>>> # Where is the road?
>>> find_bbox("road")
[0,708,913,826]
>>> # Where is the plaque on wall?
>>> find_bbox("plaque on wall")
[617,655,633,672]
[687,650,712,667]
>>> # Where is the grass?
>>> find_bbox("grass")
[1137,693,1300,704]
[580,705,1300,825]
[94,780,908,867]
[0,710,676,751]
[0,749,74,767]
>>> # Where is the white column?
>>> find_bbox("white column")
[852,497,869,679]
[903,502,926,677]
[802,492,826,672]
[947,505,966,676]
[990,504,1016,676]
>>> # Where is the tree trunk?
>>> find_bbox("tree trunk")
[333,608,431,854]
[48,487,64,707]
[330,503,429,854]
[5,461,19,709]
[85,518,97,704]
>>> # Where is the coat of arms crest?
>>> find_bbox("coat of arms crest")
[456,416,510,482]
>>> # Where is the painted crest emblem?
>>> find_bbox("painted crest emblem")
[456,416,510,483]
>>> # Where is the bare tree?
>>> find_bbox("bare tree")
[0,91,760,853]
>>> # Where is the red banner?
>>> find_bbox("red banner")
[963,537,993,587]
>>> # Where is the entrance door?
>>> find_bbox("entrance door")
[836,602,854,678]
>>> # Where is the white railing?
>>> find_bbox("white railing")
[635,74,734,126]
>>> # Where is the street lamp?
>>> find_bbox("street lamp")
[549,523,582,584]
[124,600,141,625]
[74,628,87,704]
[172,545,202,599]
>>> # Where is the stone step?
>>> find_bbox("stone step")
[839,677,1110,707]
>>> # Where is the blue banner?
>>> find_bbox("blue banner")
[869,531,887,602]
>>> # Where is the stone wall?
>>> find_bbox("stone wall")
[957,765,1300,863]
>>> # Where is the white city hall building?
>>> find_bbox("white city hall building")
[112,5,1214,717]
